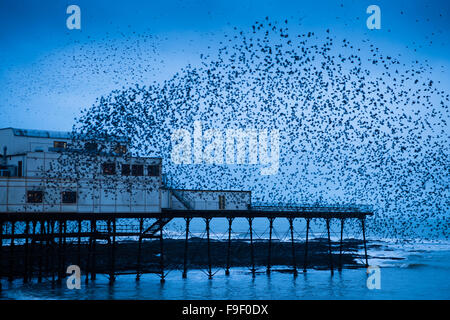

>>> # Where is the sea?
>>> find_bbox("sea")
[0,240,449,300]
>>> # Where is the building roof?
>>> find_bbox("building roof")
[1,127,72,139]
[1,127,129,143]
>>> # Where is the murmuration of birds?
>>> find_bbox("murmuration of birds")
[66,18,448,240]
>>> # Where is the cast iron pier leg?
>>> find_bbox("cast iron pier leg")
[266,218,274,274]
[109,218,116,284]
[77,220,82,268]
[29,221,36,282]
[112,218,116,283]
[289,218,298,277]
[339,219,344,271]
[303,218,310,273]
[326,218,334,275]
[182,218,191,279]
[51,220,57,286]
[23,220,30,283]
[57,220,63,284]
[45,220,51,280]
[85,220,92,284]
[205,218,213,279]
[361,219,369,267]
[62,220,67,281]
[159,218,165,283]
[136,218,144,281]
[249,218,255,277]
[38,220,44,283]
[9,221,15,282]
[0,221,3,290]
[91,219,96,281]
[225,218,233,276]
[50,220,56,286]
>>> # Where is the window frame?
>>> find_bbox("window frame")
[147,165,160,177]
[102,162,116,175]
[61,191,77,204]
[27,190,43,203]
[131,164,144,176]
[121,164,131,176]
[53,141,67,149]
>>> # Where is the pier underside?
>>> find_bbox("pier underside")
[0,207,372,290]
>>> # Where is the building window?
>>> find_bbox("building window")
[148,165,160,177]
[121,164,131,176]
[102,162,116,175]
[27,191,43,203]
[0,166,10,177]
[132,164,144,176]
[219,195,226,210]
[62,191,77,204]
[85,142,98,152]
[114,144,127,155]
[53,141,67,149]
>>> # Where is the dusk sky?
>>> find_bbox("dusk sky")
[0,0,449,131]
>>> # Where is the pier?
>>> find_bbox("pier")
[0,205,372,290]
[0,127,373,291]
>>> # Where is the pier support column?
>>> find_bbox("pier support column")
[109,218,117,284]
[248,218,255,277]
[0,220,3,291]
[50,220,56,286]
[112,218,116,283]
[182,218,191,279]
[23,220,30,283]
[339,219,344,271]
[303,218,310,273]
[85,220,92,284]
[44,221,50,281]
[361,219,368,267]
[205,218,213,279]
[57,220,63,284]
[9,221,15,282]
[77,220,82,268]
[159,218,165,283]
[326,218,334,275]
[29,221,37,282]
[38,220,44,283]
[225,218,233,276]
[266,218,274,274]
[289,218,298,277]
[136,218,144,281]
[62,220,67,281]
[91,219,97,281]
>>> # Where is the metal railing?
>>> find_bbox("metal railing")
[250,202,373,213]
[96,225,140,233]
[171,189,193,210]
[162,174,193,210]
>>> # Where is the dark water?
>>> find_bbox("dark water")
[1,242,449,300]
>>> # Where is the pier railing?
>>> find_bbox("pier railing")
[250,202,373,214]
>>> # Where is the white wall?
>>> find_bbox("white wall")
[170,190,251,210]
[0,177,161,213]
[0,151,163,213]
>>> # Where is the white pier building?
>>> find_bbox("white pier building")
[0,128,251,214]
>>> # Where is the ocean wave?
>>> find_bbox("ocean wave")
[399,263,429,269]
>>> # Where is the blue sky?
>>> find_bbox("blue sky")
[0,0,449,130]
